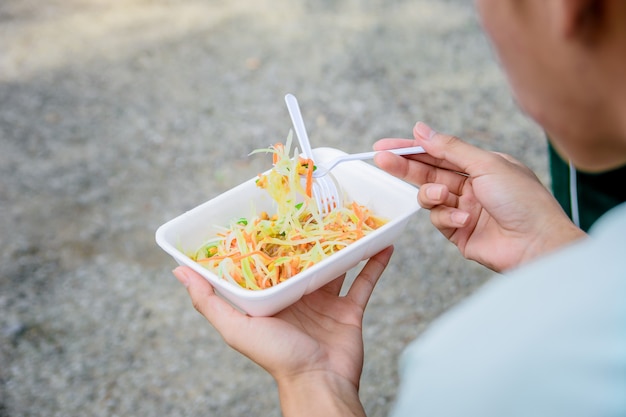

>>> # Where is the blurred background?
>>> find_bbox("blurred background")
[0,1,544,416]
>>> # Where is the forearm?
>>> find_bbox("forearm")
[277,372,366,417]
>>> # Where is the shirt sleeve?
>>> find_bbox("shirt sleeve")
[389,205,626,417]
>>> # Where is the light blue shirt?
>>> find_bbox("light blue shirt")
[390,203,626,417]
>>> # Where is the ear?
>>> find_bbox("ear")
[555,0,604,41]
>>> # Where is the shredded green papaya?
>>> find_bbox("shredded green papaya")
[190,132,387,290]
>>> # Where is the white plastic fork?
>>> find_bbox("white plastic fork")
[285,93,342,214]
[312,146,426,178]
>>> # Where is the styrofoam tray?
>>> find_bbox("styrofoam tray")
[156,147,420,316]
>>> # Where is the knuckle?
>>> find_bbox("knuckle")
[443,134,461,147]
[191,297,205,315]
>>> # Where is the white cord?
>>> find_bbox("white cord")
[569,160,580,227]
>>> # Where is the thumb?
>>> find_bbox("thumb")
[172,266,249,341]
[413,122,494,176]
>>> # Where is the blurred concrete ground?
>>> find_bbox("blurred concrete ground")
[0,1,544,416]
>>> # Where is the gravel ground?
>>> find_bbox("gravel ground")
[0,1,545,416]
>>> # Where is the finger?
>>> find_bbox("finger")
[374,150,467,194]
[412,122,498,178]
[373,137,416,151]
[418,183,460,210]
[345,246,394,308]
[173,266,250,343]
[374,139,467,194]
[374,138,460,172]
[429,205,470,232]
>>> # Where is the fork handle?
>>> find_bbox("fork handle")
[349,146,426,160]
[285,94,315,160]
[324,145,426,172]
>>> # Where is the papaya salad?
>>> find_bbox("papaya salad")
[189,133,387,290]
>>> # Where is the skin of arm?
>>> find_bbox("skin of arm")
[277,371,365,417]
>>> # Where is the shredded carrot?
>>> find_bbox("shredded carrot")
[197,249,275,264]
[272,143,284,165]
[305,158,314,198]
[352,201,364,238]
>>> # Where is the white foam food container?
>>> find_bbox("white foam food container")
[156,147,420,316]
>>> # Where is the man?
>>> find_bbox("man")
[173,1,626,415]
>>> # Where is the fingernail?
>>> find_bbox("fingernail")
[172,267,190,288]
[451,211,469,226]
[414,122,436,140]
[426,184,443,200]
